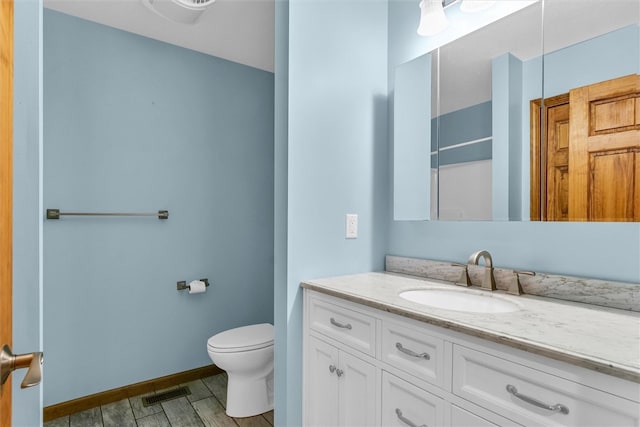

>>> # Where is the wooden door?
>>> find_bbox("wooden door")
[569,74,640,221]
[0,0,13,424]
[531,74,640,221]
[546,100,570,221]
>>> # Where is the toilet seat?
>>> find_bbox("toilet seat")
[208,323,274,353]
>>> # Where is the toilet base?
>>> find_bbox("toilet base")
[225,371,274,418]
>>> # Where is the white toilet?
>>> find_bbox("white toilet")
[207,323,274,418]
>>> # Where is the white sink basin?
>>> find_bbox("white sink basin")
[399,288,520,313]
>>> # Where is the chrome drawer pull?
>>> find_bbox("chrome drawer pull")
[329,364,336,374]
[336,368,344,377]
[396,342,430,360]
[330,317,352,330]
[395,408,427,427]
[506,385,569,415]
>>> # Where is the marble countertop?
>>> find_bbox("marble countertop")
[301,272,640,383]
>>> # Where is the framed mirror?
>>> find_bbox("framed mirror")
[395,0,639,222]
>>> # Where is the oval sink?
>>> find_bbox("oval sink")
[399,289,520,313]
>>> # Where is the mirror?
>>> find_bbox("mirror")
[432,1,544,221]
[535,0,639,221]
[395,0,639,222]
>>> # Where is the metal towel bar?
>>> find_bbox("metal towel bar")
[46,209,168,220]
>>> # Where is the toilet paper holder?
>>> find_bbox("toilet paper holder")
[177,278,209,291]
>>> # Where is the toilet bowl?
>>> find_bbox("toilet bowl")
[207,323,274,418]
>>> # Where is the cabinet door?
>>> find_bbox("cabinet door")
[306,335,340,427]
[339,350,378,427]
[382,372,444,427]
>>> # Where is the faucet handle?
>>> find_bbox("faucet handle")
[451,263,471,287]
[507,270,535,295]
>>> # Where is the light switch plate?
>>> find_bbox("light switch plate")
[346,214,358,239]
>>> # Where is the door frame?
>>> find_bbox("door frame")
[530,93,569,221]
[1,0,14,424]
[3,1,44,424]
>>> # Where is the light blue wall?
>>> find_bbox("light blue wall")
[13,0,43,425]
[43,10,274,405]
[543,24,639,98]
[433,101,492,167]
[275,0,389,424]
[388,2,640,283]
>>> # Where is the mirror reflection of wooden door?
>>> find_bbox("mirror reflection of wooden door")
[569,74,640,221]
[531,74,640,221]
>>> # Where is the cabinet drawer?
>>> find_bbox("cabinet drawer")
[450,405,502,427]
[381,319,445,388]
[453,345,640,427]
[308,295,376,356]
[382,371,445,427]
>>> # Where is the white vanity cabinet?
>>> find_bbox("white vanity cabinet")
[303,289,640,427]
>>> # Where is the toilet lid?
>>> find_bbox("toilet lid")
[208,323,274,353]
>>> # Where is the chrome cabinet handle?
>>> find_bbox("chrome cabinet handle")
[506,385,569,415]
[1,344,44,389]
[396,342,430,360]
[395,408,427,427]
[335,368,344,377]
[329,365,336,374]
[330,317,352,330]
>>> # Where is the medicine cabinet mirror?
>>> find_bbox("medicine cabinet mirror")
[395,0,640,222]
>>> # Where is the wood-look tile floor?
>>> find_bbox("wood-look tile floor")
[44,374,274,427]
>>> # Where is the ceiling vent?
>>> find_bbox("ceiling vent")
[141,0,215,24]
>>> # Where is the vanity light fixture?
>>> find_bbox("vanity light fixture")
[417,0,449,36]
[141,0,215,24]
[417,0,497,36]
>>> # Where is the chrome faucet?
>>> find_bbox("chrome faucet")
[468,250,496,291]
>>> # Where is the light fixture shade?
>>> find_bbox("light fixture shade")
[142,0,215,24]
[417,0,449,36]
[459,0,496,13]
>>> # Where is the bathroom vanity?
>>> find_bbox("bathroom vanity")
[301,271,640,426]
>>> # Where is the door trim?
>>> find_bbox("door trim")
[0,0,14,424]
[530,93,570,221]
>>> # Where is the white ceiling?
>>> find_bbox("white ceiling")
[44,0,275,72]
[42,0,638,96]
